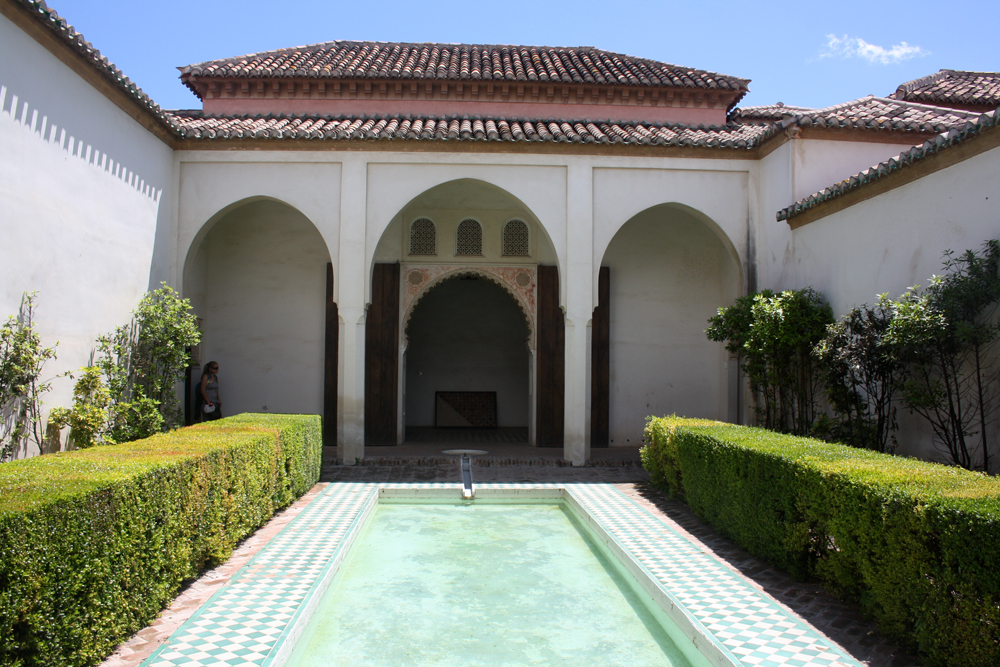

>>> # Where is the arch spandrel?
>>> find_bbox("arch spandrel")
[177,162,341,291]
[400,265,536,351]
[181,195,335,295]
[366,168,566,302]
[592,168,749,287]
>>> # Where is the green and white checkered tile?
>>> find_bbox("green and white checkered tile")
[143,481,861,667]
[143,482,378,667]
[564,483,861,667]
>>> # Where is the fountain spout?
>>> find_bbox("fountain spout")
[442,449,489,499]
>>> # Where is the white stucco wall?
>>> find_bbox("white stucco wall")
[0,13,174,456]
[790,139,921,203]
[404,278,530,427]
[602,205,741,445]
[774,146,1000,463]
[187,200,330,418]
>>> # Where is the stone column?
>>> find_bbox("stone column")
[337,158,367,463]
[563,162,594,465]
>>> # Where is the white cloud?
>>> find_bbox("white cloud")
[820,34,928,64]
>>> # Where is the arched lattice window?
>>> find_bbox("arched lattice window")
[502,219,530,256]
[409,218,436,255]
[456,219,483,255]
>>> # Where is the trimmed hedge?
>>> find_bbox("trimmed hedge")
[641,417,1000,667]
[0,413,322,667]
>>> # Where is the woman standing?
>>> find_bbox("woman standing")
[199,361,222,421]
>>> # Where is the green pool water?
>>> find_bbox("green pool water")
[285,502,706,666]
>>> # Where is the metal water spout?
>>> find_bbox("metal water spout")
[442,449,488,499]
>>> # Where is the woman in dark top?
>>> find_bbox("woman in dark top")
[199,361,222,421]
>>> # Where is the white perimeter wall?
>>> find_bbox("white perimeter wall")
[0,14,174,456]
[774,145,1000,463]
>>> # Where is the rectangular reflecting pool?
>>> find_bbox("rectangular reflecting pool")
[142,483,862,667]
[287,503,706,666]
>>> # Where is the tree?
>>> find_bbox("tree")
[97,285,200,443]
[0,294,56,461]
[886,240,1000,470]
[815,296,903,453]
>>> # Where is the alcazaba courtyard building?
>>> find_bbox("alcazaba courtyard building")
[2,0,999,465]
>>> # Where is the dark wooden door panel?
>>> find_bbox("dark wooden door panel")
[591,266,610,447]
[323,263,338,448]
[365,263,399,445]
[536,265,564,447]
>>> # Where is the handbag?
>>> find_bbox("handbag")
[203,403,216,414]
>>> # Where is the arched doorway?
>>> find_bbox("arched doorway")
[598,203,741,446]
[403,272,531,443]
[366,179,561,447]
[183,198,333,423]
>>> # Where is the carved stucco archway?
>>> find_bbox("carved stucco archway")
[398,263,538,445]
[400,264,537,351]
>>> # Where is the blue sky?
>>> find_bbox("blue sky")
[54,0,999,114]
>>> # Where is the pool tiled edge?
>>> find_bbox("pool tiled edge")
[142,483,862,667]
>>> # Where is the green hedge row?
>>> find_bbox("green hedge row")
[641,416,1000,667]
[0,413,322,667]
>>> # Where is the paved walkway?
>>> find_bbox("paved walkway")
[99,459,921,667]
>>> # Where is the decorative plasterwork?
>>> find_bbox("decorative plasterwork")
[401,265,537,350]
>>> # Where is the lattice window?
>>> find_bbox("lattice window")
[502,219,530,256]
[409,218,436,255]
[456,219,483,255]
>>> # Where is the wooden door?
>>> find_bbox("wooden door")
[591,267,610,447]
[323,263,338,447]
[365,263,399,445]
[536,265,564,447]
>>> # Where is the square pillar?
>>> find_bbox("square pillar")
[563,162,594,465]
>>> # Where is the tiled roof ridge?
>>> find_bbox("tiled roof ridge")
[861,95,982,118]
[891,70,950,98]
[11,0,180,135]
[777,110,999,222]
[178,41,749,93]
[728,103,816,123]
[892,69,1000,104]
[166,110,778,149]
[787,95,983,134]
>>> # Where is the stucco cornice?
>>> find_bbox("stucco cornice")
[171,136,761,160]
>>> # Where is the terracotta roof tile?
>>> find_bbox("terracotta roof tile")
[891,70,1000,110]
[728,103,815,124]
[167,111,773,148]
[731,96,982,135]
[179,41,749,93]
[776,110,999,222]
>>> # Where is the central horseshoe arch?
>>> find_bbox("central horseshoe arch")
[366,178,560,447]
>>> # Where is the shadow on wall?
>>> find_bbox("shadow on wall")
[184,199,331,418]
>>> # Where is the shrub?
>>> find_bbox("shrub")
[814,297,903,453]
[642,416,1000,667]
[0,413,321,667]
[707,288,832,435]
[97,285,200,443]
[47,367,112,450]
